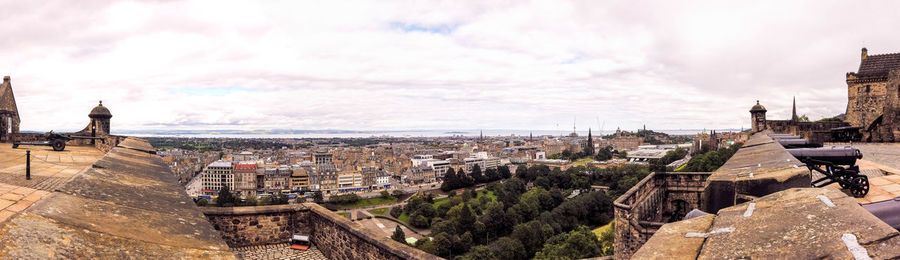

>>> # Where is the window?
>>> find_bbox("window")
[866,85,871,93]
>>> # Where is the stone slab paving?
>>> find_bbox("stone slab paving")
[0,145,103,224]
[232,243,327,260]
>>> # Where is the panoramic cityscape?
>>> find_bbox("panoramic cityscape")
[1,1,900,260]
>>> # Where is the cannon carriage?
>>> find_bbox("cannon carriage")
[787,147,868,197]
[12,131,104,151]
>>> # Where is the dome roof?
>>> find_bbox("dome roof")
[89,101,112,118]
[750,100,767,112]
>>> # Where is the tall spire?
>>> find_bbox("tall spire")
[791,96,799,122]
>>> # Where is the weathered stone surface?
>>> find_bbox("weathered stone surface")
[703,132,810,213]
[203,203,443,260]
[612,171,710,259]
[631,214,714,259]
[695,188,900,259]
[0,138,234,259]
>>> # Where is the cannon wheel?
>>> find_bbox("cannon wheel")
[838,174,853,189]
[850,176,869,198]
[51,139,66,151]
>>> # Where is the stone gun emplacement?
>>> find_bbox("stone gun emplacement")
[788,147,868,198]
[12,131,104,151]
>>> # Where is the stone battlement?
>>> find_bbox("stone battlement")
[202,204,443,260]
[613,171,711,259]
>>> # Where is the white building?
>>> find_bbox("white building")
[201,160,234,196]
[375,170,391,189]
[464,157,500,173]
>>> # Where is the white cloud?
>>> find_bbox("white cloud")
[0,0,896,132]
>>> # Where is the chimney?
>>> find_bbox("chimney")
[862,47,868,61]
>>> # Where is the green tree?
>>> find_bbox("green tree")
[598,222,615,256]
[471,164,484,183]
[381,190,391,199]
[498,165,512,179]
[460,245,495,260]
[195,198,208,207]
[391,225,406,244]
[391,189,404,198]
[491,237,527,260]
[534,226,604,259]
[410,214,430,228]
[390,206,402,218]
[245,194,258,206]
[441,168,459,192]
[216,185,235,207]
[313,191,324,204]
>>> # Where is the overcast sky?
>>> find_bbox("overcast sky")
[1,0,898,132]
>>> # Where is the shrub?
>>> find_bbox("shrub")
[390,206,402,218]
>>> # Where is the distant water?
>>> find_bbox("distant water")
[123,129,741,138]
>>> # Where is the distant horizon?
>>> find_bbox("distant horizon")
[21,127,747,138]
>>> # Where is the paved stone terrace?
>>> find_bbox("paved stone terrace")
[0,138,234,259]
[232,243,326,260]
[0,144,102,223]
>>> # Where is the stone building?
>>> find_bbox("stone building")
[845,48,900,141]
[0,76,19,143]
[750,99,849,143]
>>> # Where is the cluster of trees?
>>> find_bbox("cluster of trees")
[195,185,292,207]
[649,147,689,172]
[441,165,512,192]
[549,146,626,162]
[392,164,651,259]
[329,193,362,204]
[410,183,613,259]
[680,143,744,172]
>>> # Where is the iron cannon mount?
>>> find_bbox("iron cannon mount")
[788,147,868,198]
[12,131,104,151]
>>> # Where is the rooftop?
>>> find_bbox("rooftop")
[854,50,900,81]
[0,138,233,258]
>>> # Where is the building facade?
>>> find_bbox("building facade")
[845,48,900,142]
[202,160,234,196]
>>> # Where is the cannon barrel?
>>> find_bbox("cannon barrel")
[788,147,862,166]
[777,139,823,148]
[772,135,804,140]
[769,134,800,137]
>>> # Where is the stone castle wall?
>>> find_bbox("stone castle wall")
[864,70,900,142]
[613,172,710,260]
[846,81,888,128]
[766,120,849,143]
[202,204,442,260]
[202,205,311,247]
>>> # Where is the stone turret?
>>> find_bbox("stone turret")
[88,100,112,136]
[0,76,20,143]
[750,100,767,132]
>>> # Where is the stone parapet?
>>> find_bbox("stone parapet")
[202,203,443,260]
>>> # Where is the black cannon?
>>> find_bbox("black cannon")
[777,138,824,149]
[830,126,863,142]
[788,147,868,197]
[12,131,103,151]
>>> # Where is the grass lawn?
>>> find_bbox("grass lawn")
[370,207,388,215]
[593,221,614,240]
[673,163,687,172]
[337,212,349,219]
[334,197,398,210]
[574,157,595,167]
[397,212,410,223]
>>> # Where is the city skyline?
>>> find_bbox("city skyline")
[1,1,898,131]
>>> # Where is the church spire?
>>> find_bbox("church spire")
[791,96,799,122]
